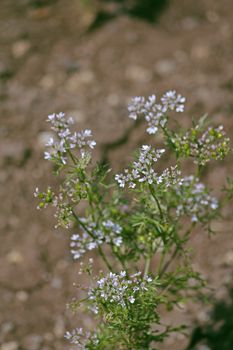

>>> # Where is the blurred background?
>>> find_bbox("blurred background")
[0,1,233,349]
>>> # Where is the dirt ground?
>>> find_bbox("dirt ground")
[0,0,233,349]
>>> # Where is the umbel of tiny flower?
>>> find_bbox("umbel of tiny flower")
[115,145,180,189]
[64,328,99,348]
[44,112,96,165]
[171,123,231,166]
[128,90,185,134]
[70,218,123,260]
[174,175,218,223]
[87,271,153,312]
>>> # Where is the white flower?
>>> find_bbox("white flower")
[44,151,52,160]
[116,146,179,189]
[175,176,218,223]
[128,91,185,134]
[161,90,185,112]
[44,112,97,164]
[87,271,154,311]
[45,137,54,147]
[128,296,135,304]
[70,218,123,260]
[65,327,98,348]
[128,96,146,120]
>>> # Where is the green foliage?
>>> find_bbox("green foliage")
[35,92,232,349]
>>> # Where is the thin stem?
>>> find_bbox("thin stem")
[158,269,180,297]
[72,210,113,271]
[85,189,125,271]
[157,251,165,276]
[97,247,113,272]
[183,222,196,240]
[159,245,179,277]
[149,184,164,221]
[65,141,78,165]
[159,223,195,277]
[195,163,204,178]
[144,256,151,277]
[113,249,127,271]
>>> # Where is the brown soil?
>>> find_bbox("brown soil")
[0,1,233,349]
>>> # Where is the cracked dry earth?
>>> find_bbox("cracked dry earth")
[0,0,233,349]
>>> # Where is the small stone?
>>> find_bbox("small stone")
[66,71,95,92]
[51,277,62,289]
[15,290,29,302]
[215,287,228,300]
[181,17,199,30]
[174,50,187,63]
[0,142,24,162]
[56,259,69,271]
[191,45,210,60]
[222,250,233,266]
[53,316,65,338]
[196,310,210,323]
[63,60,79,74]
[196,345,211,350]
[176,302,187,310]
[106,94,120,107]
[8,216,20,229]
[43,332,54,342]
[79,10,95,28]
[125,65,151,83]
[29,7,51,20]
[155,59,176,76]
[22,334,43,350]
[0,322,14,335]
[125,32,139,44]
[206,11,219,23]
[1,342,18,350]
[78,70,95,83]
[0,171,7,184]
[220,24,231,39]
[222,274,232,284]
[6,251,24,264]
[39,75,55,89]
[12,40,30,59]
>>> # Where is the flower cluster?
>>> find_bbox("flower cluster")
[88,271,153,312]
[172,125,231,165]
[64,328,99,349]
[34,186,74,228]
[161,90,185,112]
[128,90,185,134]
[70,219,123,260]
[45,112,96,165]
[175,176,218,223]
[115,145,180,189]
[34,186,54,209]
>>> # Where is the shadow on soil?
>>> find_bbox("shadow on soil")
[187,285,233,350]
[87,0,170,32]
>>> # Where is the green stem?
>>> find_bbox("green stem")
[157,251,165,276]
[65,143,78,165]
[72,210,113,271]
[159,223,195,277]
[113,249,127,271]
[149,185,164,221]
[97,247,113,272]
[144,256,151,277]
[159,245,179,277]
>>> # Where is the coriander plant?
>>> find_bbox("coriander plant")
[35,91,232,349]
